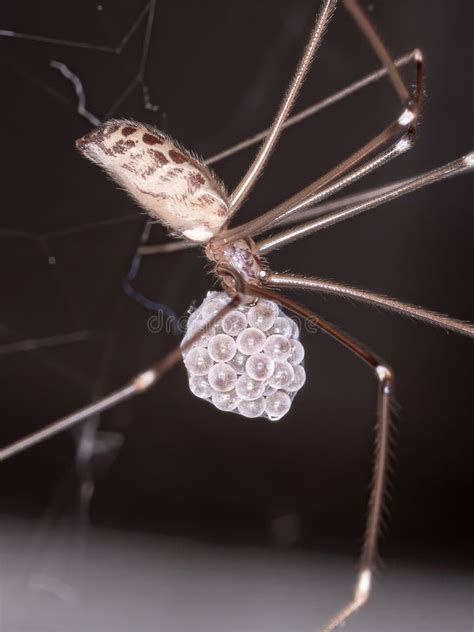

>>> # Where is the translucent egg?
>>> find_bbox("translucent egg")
[208,333,236,362]
[184,347,213,376]
[247,302,276,331]
[229,351,249,374]
[264,385,277,397]
[187,308,201,327]
[235,374,265,401]
[266,391,292,420]
[286,365,306,392]
[289,318,300,338]
[245,353,275,381]
[214,322,224,335]
[189,375,212,399]
[208,363,237,392]
[212,389,239,411]
[268,360,294,389]
[264,334,291,361]
[270,316,293,337]
[238,397,266,418]
[201,297,228,320]
[260,299,280,317]
[236,327,266,355]
[222,309,247,336]
[183,291,306,421]
[288,339,305,366]
[183,319,215,348]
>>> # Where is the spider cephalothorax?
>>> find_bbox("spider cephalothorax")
[205,237,265,295]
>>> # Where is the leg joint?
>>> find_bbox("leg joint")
[133,369,158,392]
[413,47,424,63]
[397,106,417,128]
[375,364,392,391]
[354,568,372,604]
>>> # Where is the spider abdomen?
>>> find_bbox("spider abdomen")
[76,120,229,242]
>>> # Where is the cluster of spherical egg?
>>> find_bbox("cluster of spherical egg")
[181,292,305,420]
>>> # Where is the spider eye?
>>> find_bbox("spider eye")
[76,119,229,242]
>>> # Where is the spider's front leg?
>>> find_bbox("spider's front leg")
[263,272,474,338]
[246,283,392,631]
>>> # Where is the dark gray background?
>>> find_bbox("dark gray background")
[0,1,472,630]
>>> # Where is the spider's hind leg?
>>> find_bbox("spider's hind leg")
[246,284,392,632]
[0,298,240,462]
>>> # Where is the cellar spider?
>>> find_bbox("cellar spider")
[1,0,473,630]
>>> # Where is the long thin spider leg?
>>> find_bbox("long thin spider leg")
[17,52,416,249]
[341,0,423,144]
[0,331,90,355]
[38,46,414,254]
[138,51,419,258]
[258,137,413,231]
[246,283,393,632]
[0,297,240,462]
[273,174,428,228]
[137,239,197,256]
[264,273,474,338]
[219,117,416,244]
[232,133,413,245]
[136,171,414,256]
[257,152,474,253]
[141,138,410,257]
[137,177,416,257]
[137,159,462,257]
[227,0,337,216]
[218,2,423,243]
[205,49,417,167]
[343,0,411,108]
